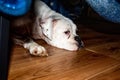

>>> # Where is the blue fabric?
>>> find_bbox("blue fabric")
[1,0,119,23]
[0,0,81,19]
[86,0,120,23]
[42,0,70,18]
[0,0,32,16]
[41,0,84,19]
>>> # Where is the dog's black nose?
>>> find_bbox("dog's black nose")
[74,36,84,48]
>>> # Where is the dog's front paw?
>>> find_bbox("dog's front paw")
[29,45,48,57]
[23,41,48,56]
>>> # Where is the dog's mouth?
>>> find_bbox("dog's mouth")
[77,40,84,48]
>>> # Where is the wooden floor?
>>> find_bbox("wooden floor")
[8,21,120,80]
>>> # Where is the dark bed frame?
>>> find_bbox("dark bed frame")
[0,16,10,80]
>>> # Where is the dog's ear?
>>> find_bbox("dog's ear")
[36,17,53,40]
[36,16,61,40]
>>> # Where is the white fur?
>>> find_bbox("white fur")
[23,41,48,56]
[27,0,80,56]
[33,0,79,51]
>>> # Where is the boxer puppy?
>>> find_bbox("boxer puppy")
[11,0,83,56]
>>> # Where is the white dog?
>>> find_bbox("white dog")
[12,0,83,56]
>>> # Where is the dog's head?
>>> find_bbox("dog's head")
[37,16,84,51]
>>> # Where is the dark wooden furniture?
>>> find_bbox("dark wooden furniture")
[0,16,10,80]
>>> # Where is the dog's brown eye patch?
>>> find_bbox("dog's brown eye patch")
[64,30,70,35]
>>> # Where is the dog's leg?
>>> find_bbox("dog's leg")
[13,36,48,56]
[10,12,48,57]
[23,40,48,56]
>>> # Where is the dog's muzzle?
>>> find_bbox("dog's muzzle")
[74,36,84,48]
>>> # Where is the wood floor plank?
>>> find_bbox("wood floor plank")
[77,25,120,60]
[86,42,120,61]
[89,68,120,80]
[8,47,119,80]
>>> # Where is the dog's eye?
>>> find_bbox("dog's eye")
[64,30,70,35]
